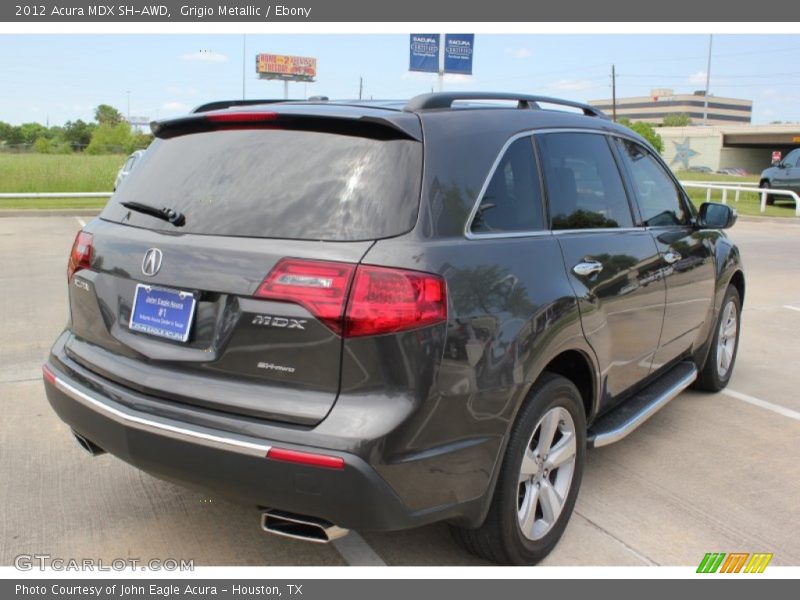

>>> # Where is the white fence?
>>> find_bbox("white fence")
[0,192,112,199]
[678,182,800,217]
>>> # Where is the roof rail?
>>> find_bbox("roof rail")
[191,99,297,114]
[403,92,607,118]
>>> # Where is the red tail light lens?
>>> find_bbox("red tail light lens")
[254,259,356,335]
[255,259,447,338]
[345,265,447,337]
[42,364,57,386]
[67,231,93,281]
[266,447,345,470]
[206,111,279,124]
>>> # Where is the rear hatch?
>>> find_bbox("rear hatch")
[65,108,423,426]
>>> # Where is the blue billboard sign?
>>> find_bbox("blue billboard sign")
[409,34,440,73]
[444,34,474,75]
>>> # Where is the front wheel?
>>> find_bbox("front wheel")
[694,285,741,392]
[760,180,775,205]
[450,373,586,565]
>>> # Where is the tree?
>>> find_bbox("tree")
[17,122,49,145]
[662,113,692,127]
[63,119,96,150]
[618,118,664,154]
[85,122,134,154]
[0,121,13,145]
[94,104,124,127]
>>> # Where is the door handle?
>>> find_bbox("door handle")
[573,261,603,277]
[663,250,682,264]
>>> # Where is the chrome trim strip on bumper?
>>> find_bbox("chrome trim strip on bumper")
[591,365,698,448]
[52,375,272,458]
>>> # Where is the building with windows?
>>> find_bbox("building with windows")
[589,89,752,126]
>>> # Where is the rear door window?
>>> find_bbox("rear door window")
[470,136,545,234]
[537,132,634,230]
[102,129,423,241]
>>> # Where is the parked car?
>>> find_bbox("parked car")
[760,148,800,205]
[687,165,713,173]
[43,92,744,565]
[113,149,145,191]
[717,167,748,176]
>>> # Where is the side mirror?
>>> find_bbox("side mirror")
[697,202,737,229]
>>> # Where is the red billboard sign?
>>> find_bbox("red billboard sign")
[256,54,317,82]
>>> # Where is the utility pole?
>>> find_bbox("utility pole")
[242,34,246,100]
[126,90,131,123]
[611,64,617,123]
[359,76,363,100]
[703,34,713,126]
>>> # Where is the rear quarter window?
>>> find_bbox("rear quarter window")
[102,129,423,241]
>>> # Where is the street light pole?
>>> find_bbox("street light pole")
[703,34,713,126]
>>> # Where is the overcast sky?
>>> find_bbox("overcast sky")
[2,33,800,125]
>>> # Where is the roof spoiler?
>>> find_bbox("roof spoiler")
[191,99,296,114]
[151,111,422,142]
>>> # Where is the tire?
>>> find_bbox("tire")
[694,285,741,392]
[450,373,586,565]
[760,180,775,205]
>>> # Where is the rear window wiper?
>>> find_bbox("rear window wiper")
[120,201,186,227]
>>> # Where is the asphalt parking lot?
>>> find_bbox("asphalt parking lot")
[1,214,799,567]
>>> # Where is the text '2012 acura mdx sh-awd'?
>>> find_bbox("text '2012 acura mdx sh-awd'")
[43,93,744,565]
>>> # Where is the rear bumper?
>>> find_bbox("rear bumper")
[43,334,496,531]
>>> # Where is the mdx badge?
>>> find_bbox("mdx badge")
[141,248,163,277]
[251,315,307,330]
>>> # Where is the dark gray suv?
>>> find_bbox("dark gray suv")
[43,93,744,565]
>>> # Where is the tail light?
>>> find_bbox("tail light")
[206,111,279,124]
[255,259,447,337]
[67,231,93,281]
[255,258,356,335]
[345,265,447,337]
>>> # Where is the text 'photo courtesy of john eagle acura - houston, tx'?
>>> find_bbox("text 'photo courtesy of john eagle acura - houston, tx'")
[42,92,744,565]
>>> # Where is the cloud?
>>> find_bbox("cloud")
[504,47,532,58]
[180,50,228,64]
[545,79,596,92]
[687,71,707,85]
[160,101,190,113]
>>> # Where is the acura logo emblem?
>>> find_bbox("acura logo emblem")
[141,248,163,277]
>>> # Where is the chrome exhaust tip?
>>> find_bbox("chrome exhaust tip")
[72,430,106,456]
[260,509,349,544]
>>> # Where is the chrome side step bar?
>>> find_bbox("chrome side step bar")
[587,361,697,448]
[261,509,349,544]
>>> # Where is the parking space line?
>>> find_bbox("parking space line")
[331,532,387,566]
[723,388,800,422]
[75,217,86,227]
[783,305,800,312]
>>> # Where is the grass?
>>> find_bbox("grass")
[674,170,798,218]
[0,153,122,210]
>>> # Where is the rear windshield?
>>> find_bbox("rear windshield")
[102,128,423,241]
